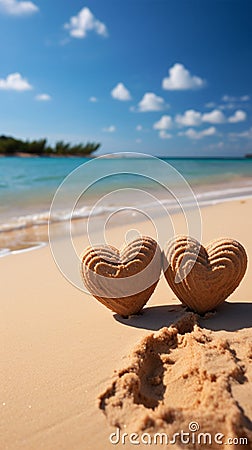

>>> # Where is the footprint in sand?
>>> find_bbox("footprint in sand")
[99,313,252,450]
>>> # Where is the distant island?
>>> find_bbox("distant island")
[0,135,101,157]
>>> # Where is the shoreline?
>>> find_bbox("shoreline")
[1,187,252,256]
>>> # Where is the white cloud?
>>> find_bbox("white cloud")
[229,128,252,139]
[162,63,205,90]
[205,102,216,109]
[202,109,226,124]
[138,92,165,112]
[136,125,142,131]
[64,7,108,39]
[0,0,38,15]
[219,102,236,110]
[151,107,247,134]
[179,126,216,140]
[111,82,131,101]
[153,115,172,130]
[175,109,202,127]
[241,95,250,102]
[222,94,250,103]
[0,72,32,91]
[89,96,98,102]
[35,93,51,101]
[175,109,226,127]
[103,125,116,133]
[159,130,172,139]
[222,95,236,102]
[220,94,250,110]
[208,141,224,150]
[228,110,247,123]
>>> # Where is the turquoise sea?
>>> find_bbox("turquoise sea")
[1,155,252,254]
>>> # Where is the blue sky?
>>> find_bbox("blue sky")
[0,0,251,156]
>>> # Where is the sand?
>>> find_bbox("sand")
[100,313,252,449]
[0,198,252,450]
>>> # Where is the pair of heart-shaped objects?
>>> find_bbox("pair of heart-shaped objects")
[80,235,247,316]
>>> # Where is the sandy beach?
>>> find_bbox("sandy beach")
[1,198,252,450]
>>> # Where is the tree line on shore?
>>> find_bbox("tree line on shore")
[0,135,101,157]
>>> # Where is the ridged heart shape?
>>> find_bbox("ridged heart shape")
[163,236,247,314]
[80,236,161,316]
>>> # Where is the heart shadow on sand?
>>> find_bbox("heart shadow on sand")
[114,301,252,332]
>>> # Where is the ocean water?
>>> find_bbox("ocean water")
[1,155,252,254]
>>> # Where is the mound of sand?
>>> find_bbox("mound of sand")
[99,313,252,449]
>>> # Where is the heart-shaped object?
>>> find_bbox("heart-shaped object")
[80,236,161,316]
[163,236,247,314]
